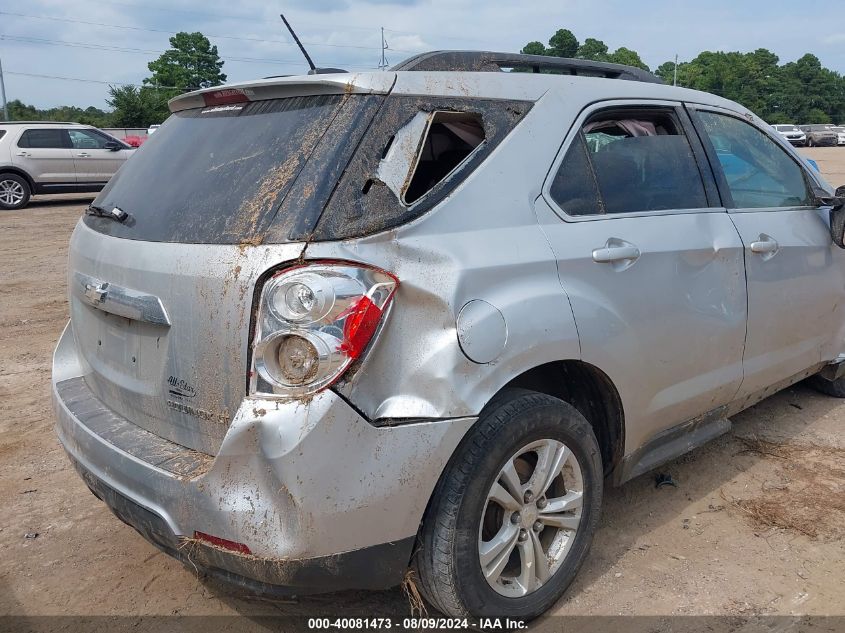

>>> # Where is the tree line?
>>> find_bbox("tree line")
[3,32,226,128]
[523,29,845,124]
[3,29,844,126]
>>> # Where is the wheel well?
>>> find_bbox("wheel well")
[503,360,624,477]
[0,167,35,190]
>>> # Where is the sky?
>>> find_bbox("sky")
[1,0,844,110]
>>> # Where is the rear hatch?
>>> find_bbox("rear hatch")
[68,77,393,454]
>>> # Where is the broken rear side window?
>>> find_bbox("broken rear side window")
[303,96,532,242]
[403,111,485,204]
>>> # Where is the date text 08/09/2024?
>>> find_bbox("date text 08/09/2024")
[307,617,529,630]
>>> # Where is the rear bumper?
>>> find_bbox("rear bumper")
[52,322,474,594]
[68,454,413,596]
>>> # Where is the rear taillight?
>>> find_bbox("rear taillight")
[250,262,398,398]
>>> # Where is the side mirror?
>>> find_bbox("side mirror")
[103,141,121,151]
[829,185,845,248]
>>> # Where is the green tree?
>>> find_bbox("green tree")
[6,100,40,121]
[4,99,111,126]
[806,108,832,124]
[520,41,547,56]
[577,38,609,62]
[655,49,845,123]
[607,47,650,71]
[144,32,226,95]
[655,60,679,84]
[107,85,167,127]
[547,29,579,58]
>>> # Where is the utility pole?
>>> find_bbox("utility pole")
[0,57,8,121]
[673,53,678,87]
[378,27,389,70]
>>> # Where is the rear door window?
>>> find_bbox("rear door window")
[550,108,709,216]
[695,111,812,209]
[18,129,69,149]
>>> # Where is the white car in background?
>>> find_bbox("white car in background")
[830,126,845,146]
[772,124,807,146]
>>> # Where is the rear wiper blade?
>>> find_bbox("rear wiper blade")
[86,204,129,223]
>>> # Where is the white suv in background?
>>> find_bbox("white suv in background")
[0,122,134,210]
[772,123,807,146]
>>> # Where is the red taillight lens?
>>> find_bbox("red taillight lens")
[340,296,383,359]
[193,531,252,555]
[202,88,250,107]
[251,263,398,398]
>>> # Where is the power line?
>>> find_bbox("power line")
[0,11,421,54]
[4,70,193,90]
[0,34,377,69]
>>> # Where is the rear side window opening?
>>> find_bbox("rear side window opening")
[373,110,486,206]
[306,96,532,242]
[403,112,485,204]
[550,108,709,216]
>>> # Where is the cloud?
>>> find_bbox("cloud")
[2,0,843,110]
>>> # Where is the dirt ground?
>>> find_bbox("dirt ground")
[1,148,844,627]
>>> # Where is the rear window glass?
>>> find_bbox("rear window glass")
[85,95,352,243]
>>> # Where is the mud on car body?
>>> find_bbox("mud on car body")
[53,51,845,619]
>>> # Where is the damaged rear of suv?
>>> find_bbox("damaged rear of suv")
[53,51,845,620]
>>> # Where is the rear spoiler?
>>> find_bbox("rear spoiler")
[168,73,397,113]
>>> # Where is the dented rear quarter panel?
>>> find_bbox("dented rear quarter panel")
[305,86,583,420]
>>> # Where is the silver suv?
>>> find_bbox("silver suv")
[51,52,845,620]
[0,122,134,210]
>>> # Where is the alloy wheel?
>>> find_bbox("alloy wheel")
[0,179,25,206]
[478,438,584,598]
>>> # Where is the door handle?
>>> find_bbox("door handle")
[76,152,91,158]
[15,151,30,157]
[592,245,641,263]
[750,237,778,254]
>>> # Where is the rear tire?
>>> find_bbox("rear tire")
[414,389,603,620]
[0,173,31,210]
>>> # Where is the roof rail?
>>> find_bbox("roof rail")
[0,120,82,125]
[391,50,662,84]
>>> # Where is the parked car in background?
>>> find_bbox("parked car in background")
[799,124,837,147]
[0,122,134,210]
[772,123,806,146]
[123,135,147,148]
[147,124,161,135]
[829,126,845,146]
[52,51,845,620]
